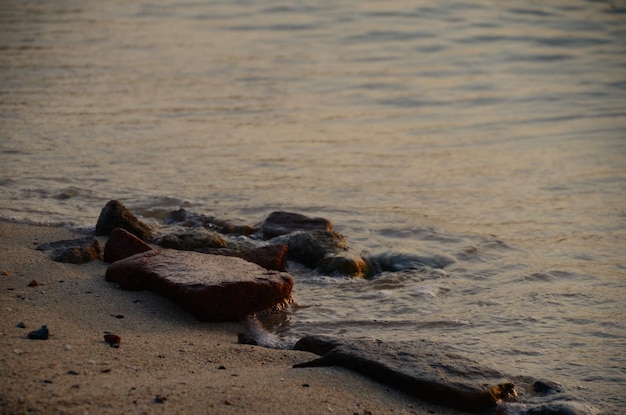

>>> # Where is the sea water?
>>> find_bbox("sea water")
[1,1,625,413]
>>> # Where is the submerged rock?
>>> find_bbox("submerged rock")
[294,335,517,413]
[105,250,293,322]
[198,244,288,272]
[287,230,347,268]
[104,227,154,263]
[260,211,333,239]
[95,200,153,240]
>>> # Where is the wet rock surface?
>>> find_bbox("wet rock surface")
[105,249,293,321]
[104,227,154,263]
[96,200,153,240]
[260,211,333,239]
[287,230,347,268]
[294,335,518,413]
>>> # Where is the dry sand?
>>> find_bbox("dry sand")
[0,220,461,415]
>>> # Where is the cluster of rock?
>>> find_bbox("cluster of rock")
[34,200,585,415]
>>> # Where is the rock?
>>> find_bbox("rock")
[38,236,104,264]
[95,200,153,240]
[27,280,39,287]
[104,333,121,347]
[155,228,226,250]
[294,335,517,413]
[197,245,288,271]
[364,251,455,273]
[105,250,294,322]
[522,403,592,415]
[260,211,333,239]
[104,227,154,263]
[318,253,371,278]
[27,325,49,340]
[164,208,254,236]
[15,322,26,329]
[532,379,563,395]
[287,230,347,268]
[237,333,258,345]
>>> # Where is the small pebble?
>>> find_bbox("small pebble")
[27,280,38,287]
[217,365,226,370]
[224,400,232,406]
[15,322,26,329]
[27,325,49,340]
[67,370,79,376]
[104,333,121,347]
[154,395,167,404]
[111,314,124,319]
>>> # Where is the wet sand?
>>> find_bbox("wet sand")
[0,220,459,415]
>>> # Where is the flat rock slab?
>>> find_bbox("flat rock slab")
[294,335,518,413]
[105,250,293,322]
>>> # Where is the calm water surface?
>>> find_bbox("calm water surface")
[1,1,625,413]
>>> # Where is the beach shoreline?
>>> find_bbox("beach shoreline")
[0,220,459,415]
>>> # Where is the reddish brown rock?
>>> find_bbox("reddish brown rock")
[104,333,121,346]
[105,250,293,322]
[197,244,288,271]
[261,211,333,239]
[104,227,154,263]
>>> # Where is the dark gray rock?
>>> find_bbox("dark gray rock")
[95,200,153,240]
[260,211,333,239]
[104,227,154,263]
[287,230,347,268]
[293,335,517,413]
[365,251,455,273]
[28,325,49,340]
[522,403,591,415]
[105,250,294,322]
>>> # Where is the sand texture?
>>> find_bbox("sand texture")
[0,220,460,415]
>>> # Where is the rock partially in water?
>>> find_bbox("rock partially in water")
[164,208,253,236]
[104,227,154,263]
[38,237,103,264]
[198,244,288,272]
[95,200,153,240]
[155,227,226,250]
[318,253,372,278]
[105,250,293,322]
[521,402,595,415]
[260,211,333,239]
[287,230,347,268]
[294,335,517,413]
[365,251,455,273]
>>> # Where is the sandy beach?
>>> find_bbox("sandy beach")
[0,220,460,415]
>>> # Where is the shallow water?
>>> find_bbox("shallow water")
[1,1,625,413]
